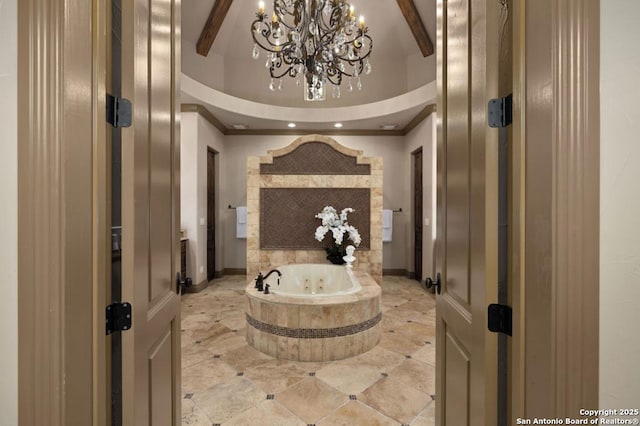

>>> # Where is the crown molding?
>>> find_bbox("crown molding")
[180,102,436,137]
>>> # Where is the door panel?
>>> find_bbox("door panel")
[445,0,471,306]
[150,329,174,426]
[435,0,498,424]
[149,0,175,302]
[444,331,470,425]
[121,0,181,424]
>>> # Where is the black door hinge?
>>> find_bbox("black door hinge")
[106,94,132,128]
[106,302,132,335]
[487,303,512,336]
[487,94,513,128]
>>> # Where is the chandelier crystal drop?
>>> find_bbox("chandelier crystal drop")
[251,0,373,101]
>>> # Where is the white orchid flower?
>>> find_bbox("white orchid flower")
[315,226,329,242]
[348,227,361,247]
[314,205,361,247]
[340,208,354,222]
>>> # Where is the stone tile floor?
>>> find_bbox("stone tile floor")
[181,275,436,426]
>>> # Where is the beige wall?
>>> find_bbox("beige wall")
[180,115,437,276]
[221,56,412,108]
[179,112,226,283]
[600,0,640,409]
[407,53,436,92]
[0,0,18,422]
[222,134,410,271]
[181,47,225,92]
[180,112,200,279]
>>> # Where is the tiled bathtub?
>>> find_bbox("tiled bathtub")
[245,264,382,361]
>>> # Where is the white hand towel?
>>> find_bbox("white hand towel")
[382,209,393,242]
[237,206,247,224]
[236,206,247,239]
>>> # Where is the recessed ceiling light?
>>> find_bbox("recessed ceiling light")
[334,123,343,128]
[232,124,248,130]
[287,123,297,128]
[380,124,398,130]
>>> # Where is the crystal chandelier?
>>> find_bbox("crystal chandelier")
[251,0,373,101]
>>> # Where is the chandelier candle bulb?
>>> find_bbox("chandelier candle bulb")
[359,15,365,29]
[258,0,264,14]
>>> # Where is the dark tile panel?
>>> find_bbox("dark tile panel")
[260,142,370,175]
[260,188,370,249]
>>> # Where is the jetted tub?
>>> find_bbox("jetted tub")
[269,263,362,297]
[245,264,382,361]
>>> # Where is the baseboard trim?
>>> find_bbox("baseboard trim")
[184,279,208,294]
[382,268,408,276]
[224,268,247,275]
[214,270,224,279]
[407,271,416,280]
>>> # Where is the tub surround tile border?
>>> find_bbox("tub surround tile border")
[246,312,382,339]
[247,323,382,362]
[245,266,382,361]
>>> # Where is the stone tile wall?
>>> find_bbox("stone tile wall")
[246,135,383,284]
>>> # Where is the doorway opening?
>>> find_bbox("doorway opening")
[207,148,217,281]
[109,0,123,423]
[413,148,423,283]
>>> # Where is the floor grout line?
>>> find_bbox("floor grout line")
[181,275,436,426]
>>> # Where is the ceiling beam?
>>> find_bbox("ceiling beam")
[196,0,234,57]
[396,0,434,57]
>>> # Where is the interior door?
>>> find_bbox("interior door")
[434,0,499,424]
[413,149,423,282]
[120,0,182,424]
[207,148,216,281]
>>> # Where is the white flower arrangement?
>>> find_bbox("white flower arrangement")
[314,206,362,247]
